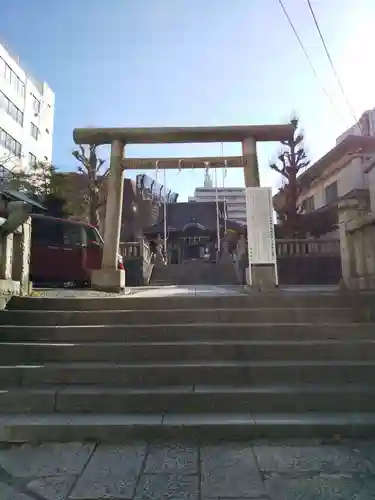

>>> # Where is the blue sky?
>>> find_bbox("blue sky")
[1,0,374,200]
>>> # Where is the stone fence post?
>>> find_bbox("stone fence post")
[12,217,32,296]
[338,190,375,290]
[0,217,32,296]
[338,199,361,289]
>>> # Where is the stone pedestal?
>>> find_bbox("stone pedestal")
[91,268,126,293]
[250,264,277,290]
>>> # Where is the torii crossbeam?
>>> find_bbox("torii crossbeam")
[122,156,244,170]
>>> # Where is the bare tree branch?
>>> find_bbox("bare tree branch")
[96,158,106,173]
[268,117,310,236]
[269,163,283,175]
[72,144,106,227]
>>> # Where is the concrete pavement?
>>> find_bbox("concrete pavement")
[0,440,374,499]
[32,284,340,299]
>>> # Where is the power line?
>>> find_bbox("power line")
[277,0,347,125]
[305,0,360,127]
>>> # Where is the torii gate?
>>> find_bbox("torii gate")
[73,124,293,292]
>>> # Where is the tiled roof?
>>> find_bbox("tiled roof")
[145,201,225,233]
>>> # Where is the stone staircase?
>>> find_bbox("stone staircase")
[150,263,181,286]
[151,261,239,286]
[0,292,375,442]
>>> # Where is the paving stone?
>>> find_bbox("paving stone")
[265,472,375,500]
[355,441,375,467]
[134,474,198,499]
[144,443,197,475]
[0,443,95,478]
[0,483,33,500]
[200,444,265,498]
[81,443,146,476]
[254,445,374,473]
[26,474,76,500]
[70,443,146,499]
[69,474,138,499]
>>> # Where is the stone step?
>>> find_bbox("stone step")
[1,340,375,364]
[1,323,373,343]
[7,293,353,311]
[1,413,375,442]
[2,361,375,387]
[1,385,375,414]
[0,308,353,326]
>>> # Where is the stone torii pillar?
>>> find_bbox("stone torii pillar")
[91,139,126,292]
[242,137,260,188]
[242,136,277,289]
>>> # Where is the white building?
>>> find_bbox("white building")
[273,107,375,238]
[336,108,375,145]
[294,108,375,216]
[0,42,55,182]
[188,170,247,223]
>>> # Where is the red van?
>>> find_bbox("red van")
[30,214,124,286]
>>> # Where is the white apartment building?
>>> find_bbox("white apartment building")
[273,108,375,237]
[294,108,375,216]
[336,108,375,145]
[0,42,55,183]
[188,171,247,223]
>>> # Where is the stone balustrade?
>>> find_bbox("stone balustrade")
[119,239,151,263]
[276,238,340,257]
[119,239,153,286]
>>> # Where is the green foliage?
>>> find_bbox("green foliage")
[8,161,70,216]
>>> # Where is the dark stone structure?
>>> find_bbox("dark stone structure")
[145,201,244,263]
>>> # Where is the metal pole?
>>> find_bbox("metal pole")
[221,143,225,188]
[163,166,167,257]
[214,166,220,259]
[224,198,227,234]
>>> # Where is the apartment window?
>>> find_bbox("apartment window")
[30,123,39,140]
[325,181,338,204]
[0,164,12,188]
[302,195,315,213]
[0,90,23,125]
[0,57,25,97]
[31,94,41,114]
[0,127,21,157]
[28,153,36,166]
